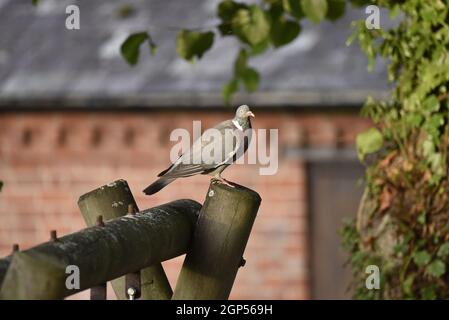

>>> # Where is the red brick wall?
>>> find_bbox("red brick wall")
[0,111,370,299]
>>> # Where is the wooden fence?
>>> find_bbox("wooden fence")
[0,179,261,300]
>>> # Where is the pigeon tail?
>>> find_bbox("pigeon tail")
[143,177,175,195]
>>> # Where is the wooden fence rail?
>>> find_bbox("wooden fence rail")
[0,199,200,299]
[0,179,261,300]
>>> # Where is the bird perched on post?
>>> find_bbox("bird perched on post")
[143,105,255,195]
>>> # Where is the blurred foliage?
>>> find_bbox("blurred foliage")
[345,0,449,299]
[32,0,366,102]
[119,0,368,103]
[176,30,215,61]
[120,32,157,65]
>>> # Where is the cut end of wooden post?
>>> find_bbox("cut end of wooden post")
[208,180,261,204]
[77,179,130,205]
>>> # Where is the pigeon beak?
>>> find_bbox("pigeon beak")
[246,111,255,118]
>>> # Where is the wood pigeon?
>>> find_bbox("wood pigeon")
[143,105,255,195]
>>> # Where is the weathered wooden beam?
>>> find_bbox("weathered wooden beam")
[77,179,172,300]
[90,216,107,300]
[172,182,261,300]
[0,199,200,300]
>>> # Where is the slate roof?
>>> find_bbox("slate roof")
[0,0,390,109]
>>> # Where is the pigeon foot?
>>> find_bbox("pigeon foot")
[211,176,235,188]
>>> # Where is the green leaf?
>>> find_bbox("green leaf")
[233,49,259,92]
[356,128,383,161]
[422,138,435,158]
[283,0,304,19]
[428,152,444,176]
[250,38,270,55]
[402,274,415,296]
[389,4,401,19]
[270,17,301,48]
[176,30,214,61]
[241,67,260,92]
[423,95,440,114]
[218,23,233,36]
[269,2,284,20]
[420,286,437,300]
[413,250,431,267]
[404,113,423,128]
[426,260,446,278]
[232,5,270,46]
[218,0,247,20]
[437,243,449,258]
[234,49,248,77]
[301,0,328,23]
[120,32,156,66]
[326,0,346,21]
[227,49,260,101]
[222,79,239,104]
[417,212,426,225]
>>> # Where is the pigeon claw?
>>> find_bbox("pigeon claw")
[211,177,235,188]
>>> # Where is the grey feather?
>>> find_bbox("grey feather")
[143,105,254,195]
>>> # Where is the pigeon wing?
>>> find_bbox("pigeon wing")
[162,120,240,178]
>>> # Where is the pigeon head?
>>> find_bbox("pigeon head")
[235,105,255,120]
[233,105,254,130]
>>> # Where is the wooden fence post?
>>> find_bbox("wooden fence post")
[77,179,172,300]
[0,257,11,286]
[172,182,261,300]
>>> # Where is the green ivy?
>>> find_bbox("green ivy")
[345,0,449,299]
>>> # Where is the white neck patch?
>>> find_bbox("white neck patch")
[232,119,243,131]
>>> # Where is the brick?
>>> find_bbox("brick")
[0,111,369,299]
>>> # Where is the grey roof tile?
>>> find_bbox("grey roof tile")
[0,0,390,108]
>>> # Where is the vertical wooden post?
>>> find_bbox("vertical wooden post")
[172,182,261,300]
[90,216,107,300]
[125,205,141,300]
[77,179,172,300]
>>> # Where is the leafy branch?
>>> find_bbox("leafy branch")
[119,0,368,104]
